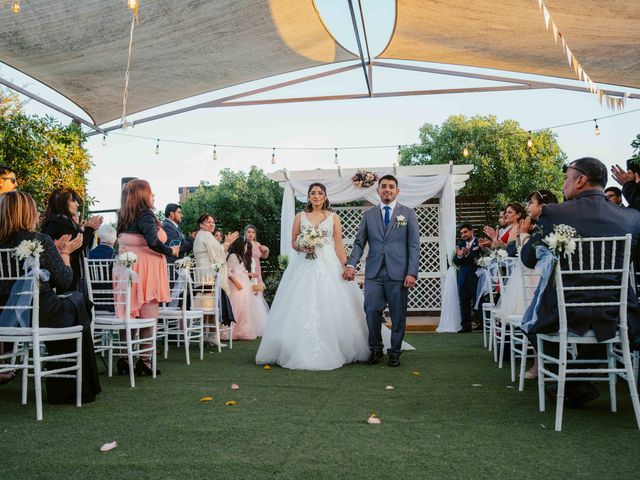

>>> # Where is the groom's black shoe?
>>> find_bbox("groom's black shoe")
[367,351,384,365]
[388,354,400,368]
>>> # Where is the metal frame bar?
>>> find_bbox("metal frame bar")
[76,59,639,136]
[347,0,371,97]
[0,77,104,134]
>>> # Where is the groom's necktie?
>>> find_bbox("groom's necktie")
[383,206,391,227]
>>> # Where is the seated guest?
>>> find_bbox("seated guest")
[162,203,193,264]
[0,191,101,403]
[115,180,179,376]
[519,189,559,236]
[0,165,18,196]
[41,189,103,292]
[482,202,526,255]
[604,186,623,206]
[225,237,268,340]
[89,224,117,259]
[453,222,481,333]
[521,157,640,407]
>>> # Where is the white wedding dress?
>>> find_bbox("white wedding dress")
[255,212,412,371]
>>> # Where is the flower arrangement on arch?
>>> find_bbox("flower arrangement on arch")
[351,169,379,189]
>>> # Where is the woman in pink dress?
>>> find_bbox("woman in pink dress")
[115,179,179,375]
[243,224,269,285]
[225,237,268,340]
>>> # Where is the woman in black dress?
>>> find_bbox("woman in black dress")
[0,191,101,404]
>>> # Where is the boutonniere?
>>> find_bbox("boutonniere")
[395,215,407,228]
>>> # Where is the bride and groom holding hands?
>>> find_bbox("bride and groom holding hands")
[256,175,420,370]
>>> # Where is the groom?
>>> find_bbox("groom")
[344,175,420,367]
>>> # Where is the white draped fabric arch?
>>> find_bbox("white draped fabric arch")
[275,171,462,332]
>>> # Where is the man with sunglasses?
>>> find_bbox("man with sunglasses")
[0,165,17,195]
[521,157,640,408]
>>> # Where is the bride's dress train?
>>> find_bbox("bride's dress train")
[255,212,412,371]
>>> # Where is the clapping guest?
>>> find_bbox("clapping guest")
[162,203,194,263]
[453,222,481,333]
[518,190,559,241]
[0,191,101,403]
[611,162,640,210]
[41,189,103,292]
[482,202,526,255]
[115,180,178,376]
[89,224,117,260]
[225,237,268,340]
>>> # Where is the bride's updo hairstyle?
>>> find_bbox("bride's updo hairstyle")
[304,182,332,213]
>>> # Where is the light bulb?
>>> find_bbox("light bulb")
[594,120,601,136]
[527,132,533,148]
[11,0,20,14]
[271,148,276,165]
[213,145,217,161]
[334,148,339,165]
[396,146,402,164]
[102,135,107,146]
[462,147,469,157]
[127,0,138,10]
[155,140,160,155]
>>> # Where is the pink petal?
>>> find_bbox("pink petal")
[385,385,394,390]
[231,384,240,390]
[100,441,118,452]
[367,415,382,425]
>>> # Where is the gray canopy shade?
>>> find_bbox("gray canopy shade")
[0,0,638,127]
[0,0,355,125]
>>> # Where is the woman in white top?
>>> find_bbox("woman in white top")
[192,213,239,295]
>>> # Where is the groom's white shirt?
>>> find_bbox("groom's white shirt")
[379,200,397,219]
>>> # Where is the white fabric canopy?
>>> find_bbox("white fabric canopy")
[278,172,461,332]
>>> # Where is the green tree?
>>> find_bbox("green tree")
[0,90,93,211]
[399,114,567,207]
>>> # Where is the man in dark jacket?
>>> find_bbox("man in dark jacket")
[453,222,482,333]
[162,203,193,263]
[521,157,640,406]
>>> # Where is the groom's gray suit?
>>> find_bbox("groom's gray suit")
[347,203,420,355]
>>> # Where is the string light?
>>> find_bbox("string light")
[462,147,469,157]
[527,131,533,148]
[271,147,276,165]
[155,139,160,155]
[396,145,402,164]
[102,135,107,146]
[594,119,601,136]
[11,0,20,14]
[212,145,217,161]
[334,147,339,165]
[127,0,138,10]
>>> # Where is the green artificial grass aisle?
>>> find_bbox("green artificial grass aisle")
[2,333,639,479]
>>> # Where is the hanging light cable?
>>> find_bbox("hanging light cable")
[594,119,601,136]
[527,131,533,148]
[155,139,160,155]
[396,145,402,165]
[102,135,107,146]
[334,147,339,165]
[271,147,276,165]
[212,145,217,161]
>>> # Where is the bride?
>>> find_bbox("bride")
[255,183,410,371]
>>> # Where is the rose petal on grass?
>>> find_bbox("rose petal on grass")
[225,401,237,406]
[385,385,394,390]
[367,415,382,425]
[263,365,272,370]
[506,386,515,389]
[100,441,118,452]
[199,396,214,402]
[411,371,421,376]
[472,384,483,387]
[231,384,240,390]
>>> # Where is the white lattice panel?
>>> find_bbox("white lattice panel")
[335,203,444,311]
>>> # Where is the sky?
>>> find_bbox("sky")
[1,0,639,221]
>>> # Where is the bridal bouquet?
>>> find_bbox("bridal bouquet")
[297,225,326,260]
[14,239,44,261]
[543,224,578,258]
[116,251,138,268]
